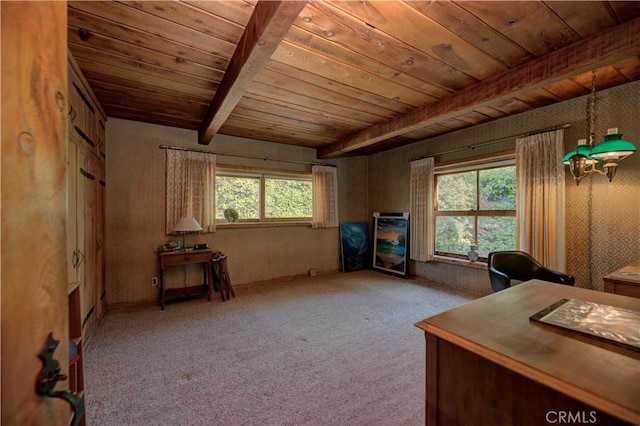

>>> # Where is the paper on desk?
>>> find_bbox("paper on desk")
[530,298,640,351]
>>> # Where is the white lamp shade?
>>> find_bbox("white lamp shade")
[173,217,203,233]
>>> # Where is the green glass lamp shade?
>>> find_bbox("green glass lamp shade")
[563,143,596,164]
[590,133,637,161]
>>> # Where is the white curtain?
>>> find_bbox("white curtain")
[409,157,435,261]
[312,165,339,228]
[166,149,216,234]
[515,129,565,270]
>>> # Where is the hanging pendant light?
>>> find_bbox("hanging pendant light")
[589,128,637,182]
[563,140,597,185]
[563,69,636,185]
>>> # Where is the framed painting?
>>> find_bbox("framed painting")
[372,212,409,278]
[340,222,370,272]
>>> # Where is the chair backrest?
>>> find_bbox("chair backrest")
[488,251,542,282]
[487,250,575,292]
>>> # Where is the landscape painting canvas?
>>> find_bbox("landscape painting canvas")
[340,222,370,272]
[372,213,409,278]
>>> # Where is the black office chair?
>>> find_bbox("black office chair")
[487,250,575,292]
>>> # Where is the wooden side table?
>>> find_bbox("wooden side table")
[158,249,213,309]
[603,260,640,299]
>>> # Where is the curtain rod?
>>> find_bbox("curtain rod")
[158,145,335,167]
[409,123,571,162]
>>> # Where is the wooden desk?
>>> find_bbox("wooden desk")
[415,280,640,426]
[158,249,213,309]
[604,260,640,299]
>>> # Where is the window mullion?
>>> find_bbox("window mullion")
[475,171,480,244]
[260,175,266,221]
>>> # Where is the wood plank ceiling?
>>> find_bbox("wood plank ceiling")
[68,1,640,158]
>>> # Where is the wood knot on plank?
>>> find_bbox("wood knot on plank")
[18,132,36,156]
[78,28,92,42]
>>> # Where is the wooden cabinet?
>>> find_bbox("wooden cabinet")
[67,51,107,347]
[68,66,95,153]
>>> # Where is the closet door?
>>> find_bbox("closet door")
[76,147,87,291]
[82,154,98,339]
[67,143,78,283]
[94,164,107,323]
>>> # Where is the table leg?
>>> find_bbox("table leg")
[159,269,165,310]
[204,262,212,301]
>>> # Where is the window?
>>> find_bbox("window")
[215,168,312,223]
[434,160,516,261]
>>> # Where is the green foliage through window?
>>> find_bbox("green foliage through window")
[435,164,516,260]
[265,177,312,218]
[215,170,312,222]
[216,176,260,220]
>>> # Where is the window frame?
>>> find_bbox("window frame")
[215,165,313,225]
[433,154,516,263]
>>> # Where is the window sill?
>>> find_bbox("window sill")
[215,221,312,229]
[431,255,487,270]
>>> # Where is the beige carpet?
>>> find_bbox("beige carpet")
[84,270,477,425]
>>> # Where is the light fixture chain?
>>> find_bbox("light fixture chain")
[587,69,597,147]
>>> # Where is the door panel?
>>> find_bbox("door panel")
[1,2,69,425]
[82,155,98,336]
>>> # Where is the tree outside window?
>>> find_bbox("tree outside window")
[435,164,516,260]
[215,170,312,223]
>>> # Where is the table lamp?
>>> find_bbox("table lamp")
[173,217,202,250]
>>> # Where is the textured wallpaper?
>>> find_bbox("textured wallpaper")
[372,81,640,294]
[105,82,639,304]
[104,122,370,305]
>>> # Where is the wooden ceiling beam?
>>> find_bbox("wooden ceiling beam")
[198,0,307,145]
[317,17,640,159]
